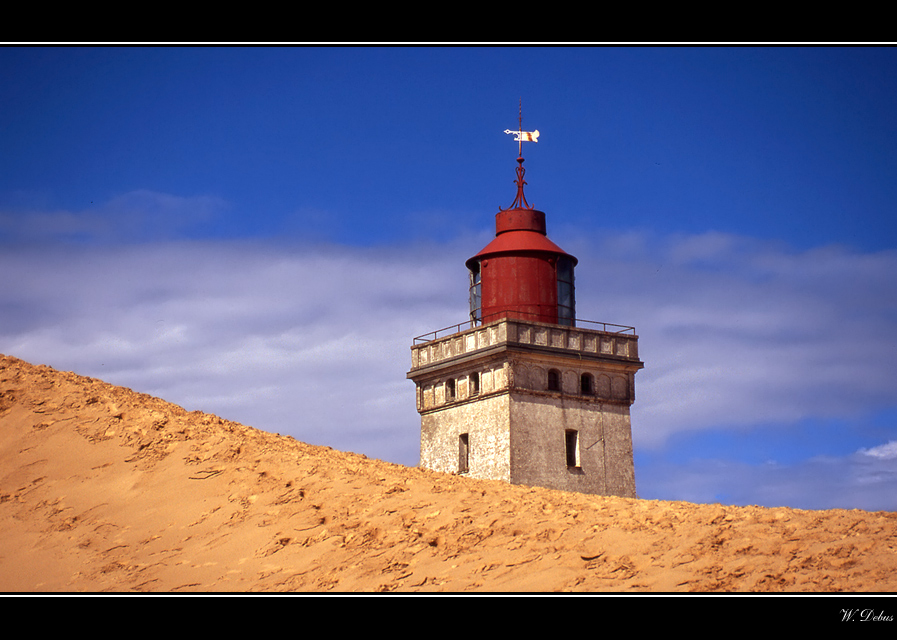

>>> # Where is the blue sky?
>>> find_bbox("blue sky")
[3,46,896,512]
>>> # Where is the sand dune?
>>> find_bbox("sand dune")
[1,353,895,593]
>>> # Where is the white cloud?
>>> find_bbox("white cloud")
[0,190,227,243]
[859,440,897,461]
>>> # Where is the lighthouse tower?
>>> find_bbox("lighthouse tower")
[407,118,643,497]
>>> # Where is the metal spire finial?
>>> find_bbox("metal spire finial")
[501,100,539,211]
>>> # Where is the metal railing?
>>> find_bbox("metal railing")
[413,320,478,344]
[413,312,635,344]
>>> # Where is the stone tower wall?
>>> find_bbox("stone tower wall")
[508,395,635,497]
[420,394,511,482]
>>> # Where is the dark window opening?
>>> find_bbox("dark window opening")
[459,433,469,474]
[547,369,560,392]
[565,430,580,468]
[581,373,594,395]
[470,372,480,396]
[445,379,455,402]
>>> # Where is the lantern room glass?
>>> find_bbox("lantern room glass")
[557,256,575,326]
[469,266,482,325]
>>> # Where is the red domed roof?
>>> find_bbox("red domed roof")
[466,228,576,270]
[466,206,577,270]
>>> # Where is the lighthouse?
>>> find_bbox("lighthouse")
[407,117,643,497]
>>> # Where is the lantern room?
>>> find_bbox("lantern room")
[466,156,578,326]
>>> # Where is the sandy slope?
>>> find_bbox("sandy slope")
[1,353,895,593]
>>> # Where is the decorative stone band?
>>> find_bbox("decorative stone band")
[409,317,642,374]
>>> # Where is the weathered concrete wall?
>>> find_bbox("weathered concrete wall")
[420,394,511,481]
[508,393,636,498]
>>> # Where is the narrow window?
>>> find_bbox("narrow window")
[547,369,560,392]
[445,378,455,402]
[581,373,594,395]
[469,266,482,325]
[459,433,469,474]
[565,430,580,468]
[469,372,480,396]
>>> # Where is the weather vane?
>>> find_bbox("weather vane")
[504,99,540,158]
[501,100,539,210]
